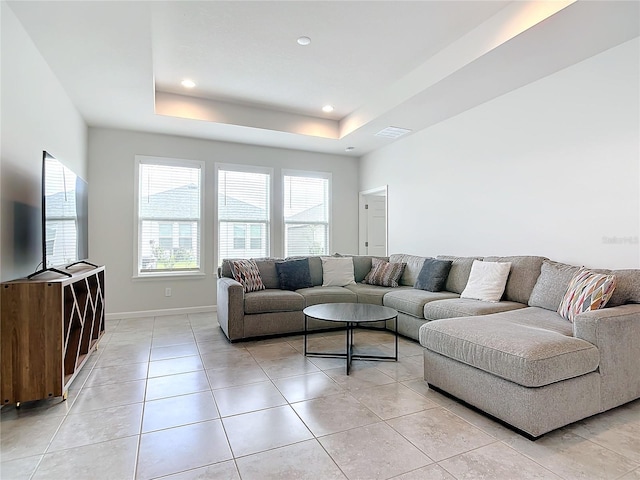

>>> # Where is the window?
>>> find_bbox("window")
[218,165,271,263]
[135,156,203,275]
[283,171,330,256]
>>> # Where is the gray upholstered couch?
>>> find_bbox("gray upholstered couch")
[217,253,640,437]
[217,254,415,341]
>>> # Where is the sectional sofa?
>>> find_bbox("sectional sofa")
[217,253,640,437]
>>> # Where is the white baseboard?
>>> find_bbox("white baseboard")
[106,305,216,321]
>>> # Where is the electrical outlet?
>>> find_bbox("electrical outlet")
[165,287,172,297]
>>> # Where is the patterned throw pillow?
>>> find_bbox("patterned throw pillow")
[362,258,407,288]
[230,259,265,293]
[557,268,617,322]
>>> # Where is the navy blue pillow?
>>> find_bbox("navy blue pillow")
[414,258,453,292]
[275,258,313,291]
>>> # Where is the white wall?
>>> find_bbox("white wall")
[360,38,640,270]
[88,128,359,315]
[0,2,88,282]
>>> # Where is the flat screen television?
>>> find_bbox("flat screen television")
[28,151,93,279]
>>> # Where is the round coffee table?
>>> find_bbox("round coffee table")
[303,303,399,375]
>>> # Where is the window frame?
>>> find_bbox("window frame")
[133,155,205,278]
[282,169,332,257]
[215,163,273,266]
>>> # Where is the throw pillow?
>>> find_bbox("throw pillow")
[321,256,355,287]
[414,258,453,292]
[460,260,512,302]
[230,259,265,293]
[275,258,313,291]
[362,258,406,288]
[557,268,617,322]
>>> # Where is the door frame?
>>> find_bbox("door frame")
[358,186,388,255]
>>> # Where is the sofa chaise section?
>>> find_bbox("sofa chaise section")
[419,262,640,437]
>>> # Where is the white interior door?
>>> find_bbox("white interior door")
[359,187,387,256]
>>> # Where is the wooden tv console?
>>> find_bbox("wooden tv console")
[1,265,105,406]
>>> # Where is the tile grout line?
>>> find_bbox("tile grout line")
[193,317,242,480]
[131,315,157,480]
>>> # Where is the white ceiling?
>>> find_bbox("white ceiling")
[8,1,640,156]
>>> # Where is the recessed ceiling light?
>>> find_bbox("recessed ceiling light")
[322,105,334,113]
[181,79,196,88]
[345,146,355,152]
[297,36,311,46]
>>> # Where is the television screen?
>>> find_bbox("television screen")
[43,152,89,268]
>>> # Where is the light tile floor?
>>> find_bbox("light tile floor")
[1,312,639,480]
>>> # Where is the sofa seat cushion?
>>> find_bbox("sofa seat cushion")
[297,286,357,307]
[424,298,526,321]
[244,289,304,314]
[344,283,406,305]
[384,289,459,318]
[419,311,600,387]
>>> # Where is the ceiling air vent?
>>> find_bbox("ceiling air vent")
[375,126,412,139]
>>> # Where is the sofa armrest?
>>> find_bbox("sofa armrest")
[217,277,245,341]
[573,304,640,410]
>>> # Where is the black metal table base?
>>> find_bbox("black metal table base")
[304,316,398,375]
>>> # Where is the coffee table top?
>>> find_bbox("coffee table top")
[303,303,398,323]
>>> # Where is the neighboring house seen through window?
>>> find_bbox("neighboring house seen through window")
[135,156,203,275]
[217,165,271,263]
[284,171,330,257]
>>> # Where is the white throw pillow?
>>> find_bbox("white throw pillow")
[460,260,512,303]
[321,257,356,287]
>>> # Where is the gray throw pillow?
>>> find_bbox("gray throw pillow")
[275,258,312,291]
[414,258,453,292]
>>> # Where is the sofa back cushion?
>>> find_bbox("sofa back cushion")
[389,253,430,286]
[528,260,581,311]
[436,255,483,294]
[590,268,640,307]
[484,255,546,304]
